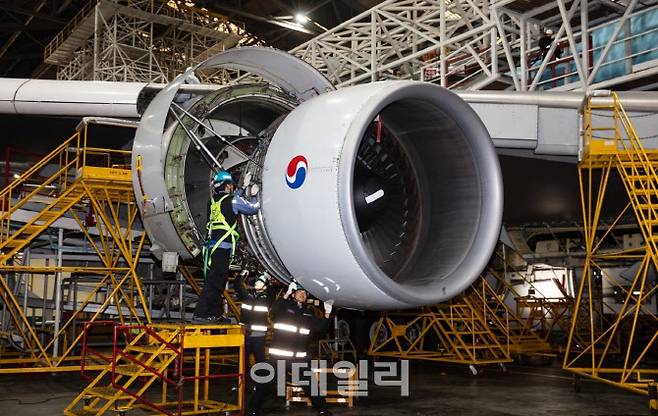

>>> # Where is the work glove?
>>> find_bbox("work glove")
[284,281,297,299]
[243,172,253,186]
[323,301,333,318]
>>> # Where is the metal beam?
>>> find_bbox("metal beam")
[522,1,561,19]
[0,21,63,32]
[587,0,639,84]
[210,4,318,35]
[556,0,587,89]
[0,3,66,24]
[529,0,581,91]
[0,0,48,61]
[595,0,628,11]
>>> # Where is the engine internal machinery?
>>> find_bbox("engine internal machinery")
[133,48,503,310]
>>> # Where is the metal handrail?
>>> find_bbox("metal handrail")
[80,320,119,381]
[612,93,658,261]
[44,0,96,60]
[0,125,134,245]
[0,133,80,240]
[0,133,78,202]
[108,325,182,416]
[44,0,248,64]
[105,323,245,416]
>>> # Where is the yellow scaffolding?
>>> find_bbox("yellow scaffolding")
[64,323,245,416]
[0,121,150,373]
[563,92,658,397]
[481,268,553,356]
[493,249,575,353]
[369,268,554,370]
[515,296,574,350]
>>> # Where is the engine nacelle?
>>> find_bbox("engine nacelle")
[255,81,502,309]
[133,48,503,310]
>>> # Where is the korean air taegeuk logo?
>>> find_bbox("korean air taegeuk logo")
[285,155,308,189]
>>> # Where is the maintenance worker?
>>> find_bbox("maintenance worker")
[248,280,333,416]
[193,170,260,323]
[234,270,276,368]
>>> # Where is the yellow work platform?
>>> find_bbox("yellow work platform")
[65,323,246,416]
[564,91,658,402]
[582,137,658,167]
[0,122,146,376]
[79,166,132,183]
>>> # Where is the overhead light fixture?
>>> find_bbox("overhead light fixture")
[13,173,19,179]
[294,13,309,24]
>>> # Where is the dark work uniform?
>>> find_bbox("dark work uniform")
[249,297,330,415]
[234,274,276,369]
[195,188,258,319]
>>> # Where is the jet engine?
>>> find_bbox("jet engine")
[132,48,503,310]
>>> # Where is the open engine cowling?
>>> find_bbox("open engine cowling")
[132,48,503,310]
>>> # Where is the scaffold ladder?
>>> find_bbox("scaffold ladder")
[0,120,150,374]
[65,323,245,416]
[564,91,658,397]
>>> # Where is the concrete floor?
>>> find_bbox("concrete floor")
[0,362,648,415]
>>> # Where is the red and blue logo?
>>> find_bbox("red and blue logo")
[286,155,308,189]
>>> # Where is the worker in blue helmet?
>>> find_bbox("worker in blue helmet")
[193,170,260,324]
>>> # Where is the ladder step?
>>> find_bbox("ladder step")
[54,201,78,207]
[39,211,63,218]
[114,364,147,377]
[21,224,41,231]
[631,189,658,195]
[626,175,649,181]
[12,225,43,236]
[2,239,28,248]
[84,386,129,400]
[621,162,658,167]
[124,344,173,354]
[454,345,499,350]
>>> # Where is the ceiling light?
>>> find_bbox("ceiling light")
[294,13,309,24]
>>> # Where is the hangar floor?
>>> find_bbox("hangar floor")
[0,362,646,415]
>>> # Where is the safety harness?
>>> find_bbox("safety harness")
[202,193,239,277]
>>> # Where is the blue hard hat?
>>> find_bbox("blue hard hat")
[213,170,233,184]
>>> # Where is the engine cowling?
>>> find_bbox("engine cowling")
[251,81,502,309]
[133,48,503,310]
